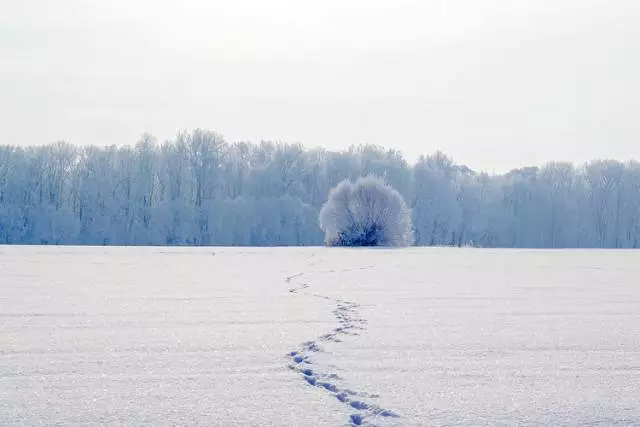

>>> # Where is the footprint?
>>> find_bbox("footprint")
[317,382,338,392]
[350,401,369,410]
[376,409,399,418]
[350,414,364,425]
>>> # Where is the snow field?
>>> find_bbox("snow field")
[1,246,640,426]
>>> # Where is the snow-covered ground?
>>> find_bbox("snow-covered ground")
[1,246,639,426]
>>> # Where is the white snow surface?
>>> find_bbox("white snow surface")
[1,246,640,426]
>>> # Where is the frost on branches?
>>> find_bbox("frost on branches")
[319,175,414,247]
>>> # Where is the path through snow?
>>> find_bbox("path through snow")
[285,259,400,426]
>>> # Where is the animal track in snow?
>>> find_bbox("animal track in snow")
[285,262,399,426]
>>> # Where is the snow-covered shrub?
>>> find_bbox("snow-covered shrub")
[319,175,414,247]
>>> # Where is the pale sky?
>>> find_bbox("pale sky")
[1,0,639,172]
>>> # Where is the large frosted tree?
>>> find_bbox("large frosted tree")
[319,175,414,247]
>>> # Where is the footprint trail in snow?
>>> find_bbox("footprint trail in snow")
[285,263,400,426]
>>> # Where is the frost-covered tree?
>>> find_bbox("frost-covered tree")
[319,175,414,247]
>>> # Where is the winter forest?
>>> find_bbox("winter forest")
[1,128,639,248]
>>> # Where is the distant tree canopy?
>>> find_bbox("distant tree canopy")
[319,176,413,247]
[1,128,639,248]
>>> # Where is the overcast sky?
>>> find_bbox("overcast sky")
[1,0,639,172]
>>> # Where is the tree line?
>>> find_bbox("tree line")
[0,129,638,248]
